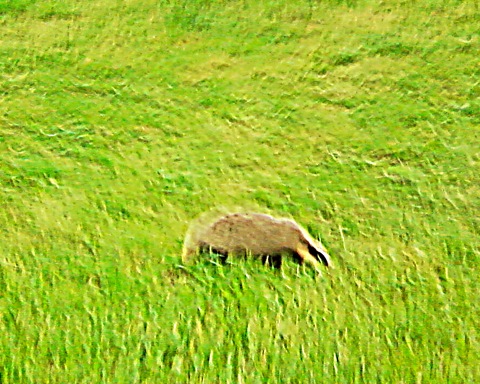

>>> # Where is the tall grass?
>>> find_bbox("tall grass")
[1,0,479,382]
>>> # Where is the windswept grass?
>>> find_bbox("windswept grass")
[1,0,479,382]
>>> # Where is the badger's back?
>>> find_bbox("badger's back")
[195,213,303,255]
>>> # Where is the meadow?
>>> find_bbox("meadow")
[1,0,479,382]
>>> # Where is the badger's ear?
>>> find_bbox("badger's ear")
[307,242,331,267]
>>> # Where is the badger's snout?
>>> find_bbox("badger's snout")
[307,243,331,267]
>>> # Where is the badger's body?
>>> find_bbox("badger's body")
[182,212,331,270]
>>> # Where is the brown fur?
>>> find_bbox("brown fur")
[182,212,331,270]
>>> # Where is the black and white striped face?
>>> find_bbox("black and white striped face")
[307,241,331,267]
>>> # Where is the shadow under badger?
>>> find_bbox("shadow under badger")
[182,212,331,270]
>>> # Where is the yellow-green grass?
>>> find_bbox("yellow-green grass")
[1,0,479,382]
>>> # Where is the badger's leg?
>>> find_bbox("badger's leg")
[198,243,229,264]
[210,247,229,264]
[262,254,282,269]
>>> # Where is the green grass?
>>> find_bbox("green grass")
[1,0,479,382]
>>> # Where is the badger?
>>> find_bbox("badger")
[182,212,331,270]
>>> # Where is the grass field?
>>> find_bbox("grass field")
[1,0,479,382]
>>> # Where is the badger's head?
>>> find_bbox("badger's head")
[297,226,332,268]
[278,219,332,269]
[306,240,331,267]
